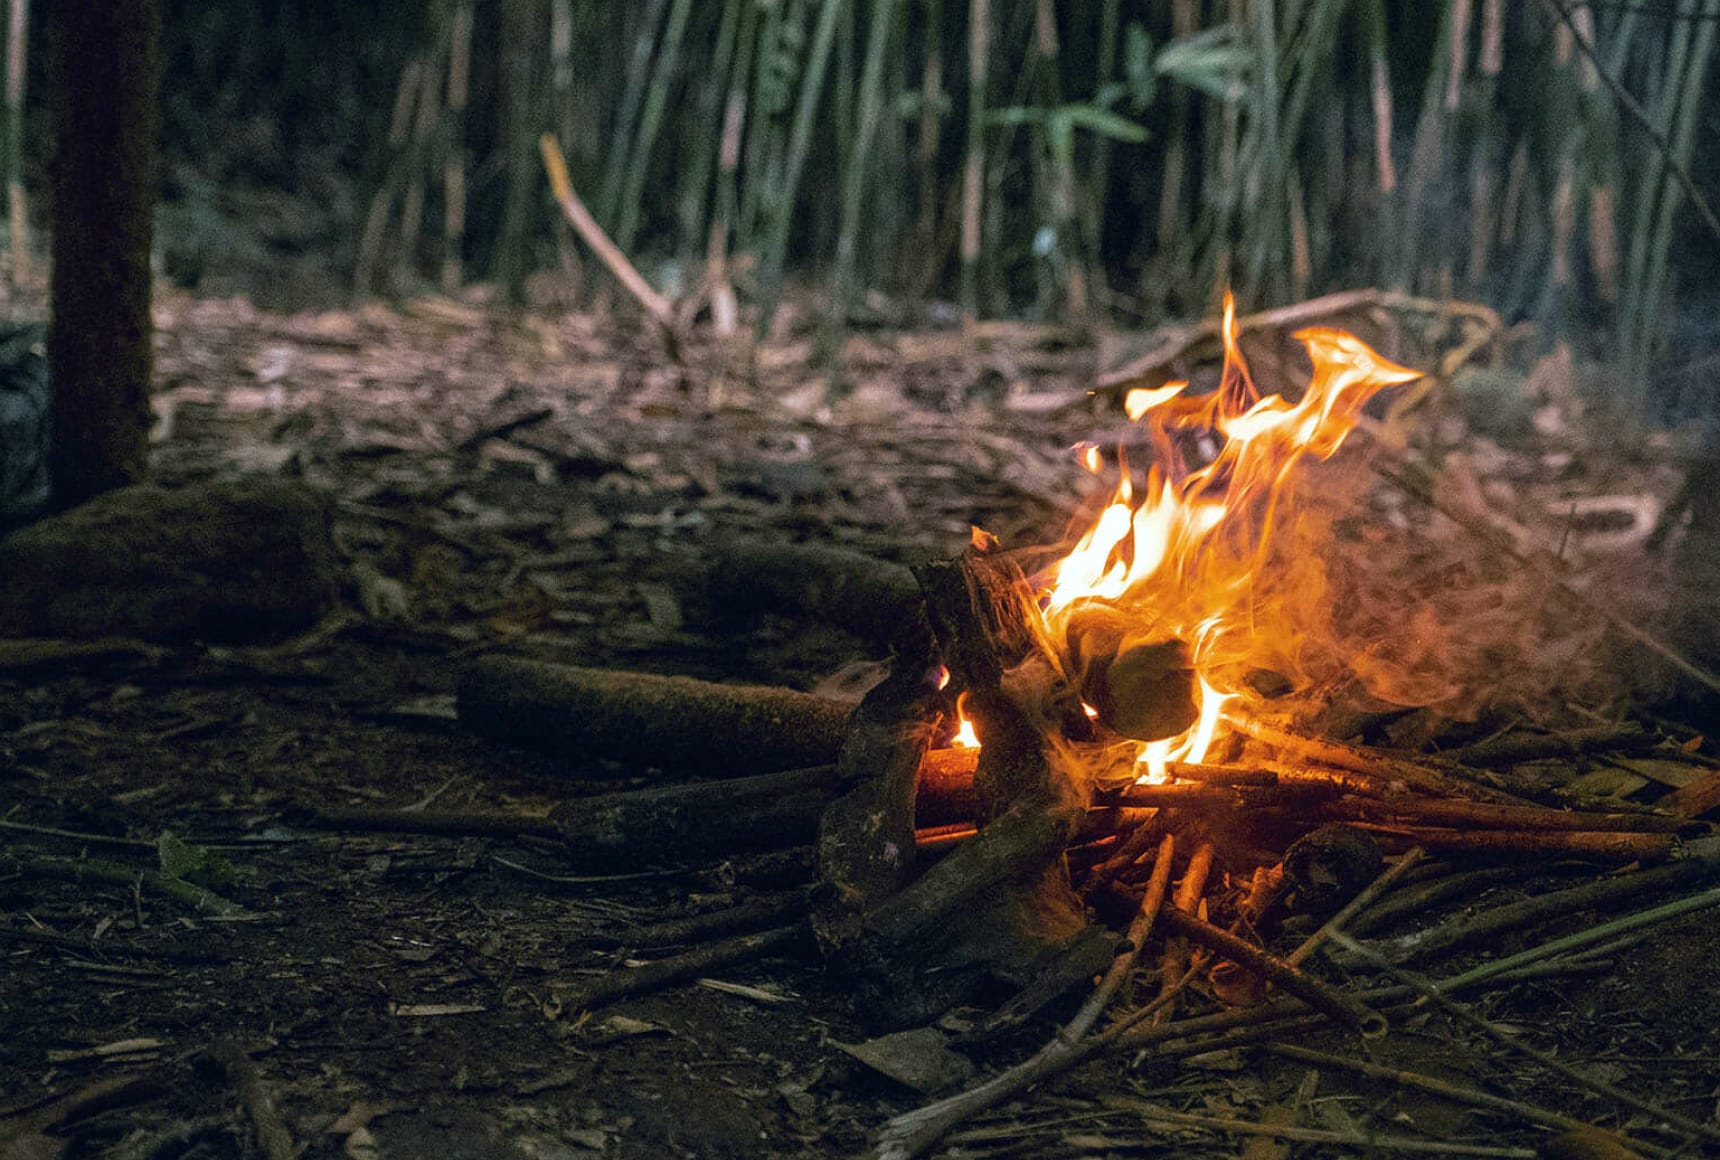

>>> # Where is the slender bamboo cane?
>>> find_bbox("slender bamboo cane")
[958,0,988,318]
[755,0,849,334]
[5,0,28,285]
[441,0,472,293]
[615,0,696,254]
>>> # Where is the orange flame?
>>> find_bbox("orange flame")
[1042,293,1420,781]
[951,692,981,749]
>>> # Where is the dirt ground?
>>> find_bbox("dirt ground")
[3,291,1718,1159]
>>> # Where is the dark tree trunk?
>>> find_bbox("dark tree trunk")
[47,0,158,508]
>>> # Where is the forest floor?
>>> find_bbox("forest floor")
[3,288,1719,1159]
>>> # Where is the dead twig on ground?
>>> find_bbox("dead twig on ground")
[1155,905,1387,1037]
[559,922,806,1013]
[1287,845,1427,966]
[207,1040,295,1160]
[1267,1043,1658,1154]
[1329,929,1720,1151]
[1362,856,1720,969]
[1094,288,1503,396]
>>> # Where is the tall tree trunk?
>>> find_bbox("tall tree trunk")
[47,0,158,508]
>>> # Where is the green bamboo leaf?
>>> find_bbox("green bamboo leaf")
[1060,104,1149,144]
[1154,26,1250,101]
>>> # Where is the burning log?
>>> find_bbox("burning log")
[811,543,1106,1025]
[456,657,851,776]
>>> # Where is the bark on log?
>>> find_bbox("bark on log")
[692,538,930,651]
[814,656,940,956]
[542,750,981,868]
[0,480,341,641]
[457,657,852,776]
[551,764,842,866]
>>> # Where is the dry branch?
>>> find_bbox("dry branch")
[1156,905,1387,1037]
[539,133,681,357]
[1365,855,1720,968]
[1326,796,1693,834]
[560,923,806,1013]
[1232,716,1533,805]
[1350,826,1677,861]
[1094,288,1501,395]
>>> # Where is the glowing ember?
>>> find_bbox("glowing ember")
[1040,294,1421,782]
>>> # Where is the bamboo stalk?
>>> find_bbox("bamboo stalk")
[832,0,902,329]
[755,0,848,333]
[441,0,472,293]
[4,0,28,285]
[958,0,987,317]
[598,0,670,227]
[615,0,695,254]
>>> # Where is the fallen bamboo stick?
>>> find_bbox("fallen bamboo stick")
[1442,723,1652,767]
[1231,716,1531,805]
[1326,795,1694,834]
[1349,825,1678,861]
[1329,929,1720,1150]
[1267,1043,1660,1153]
[457,656,852,777]
[1364,855,1720,968]
[539,134,681,357]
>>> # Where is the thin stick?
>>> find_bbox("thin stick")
[1065,833,1175,1040]
[1328,797,1688,834]
[1097,1104,1537,1158]
[1096,288,1502,393]
[1267,1043,1652,1151]
[1157,839,1215,1018]
[1348,826,1678,862]
[1156,906,1387,1037]
[1230,716,1529,804]
[1330,929,1720,1149]
[560,923,805,1013]
[1443,882,1720,990]
[1370,856,1720,968]
[1288,845,1427,966]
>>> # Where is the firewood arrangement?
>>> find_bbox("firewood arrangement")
[303,534,1720,1159]
[310,314,1720,1157]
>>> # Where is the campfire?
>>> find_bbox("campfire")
[314,298,1720,1159]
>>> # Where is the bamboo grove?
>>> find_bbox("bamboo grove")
[349,2,1715,397]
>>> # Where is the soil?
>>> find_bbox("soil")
[3,290,1718,1159]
